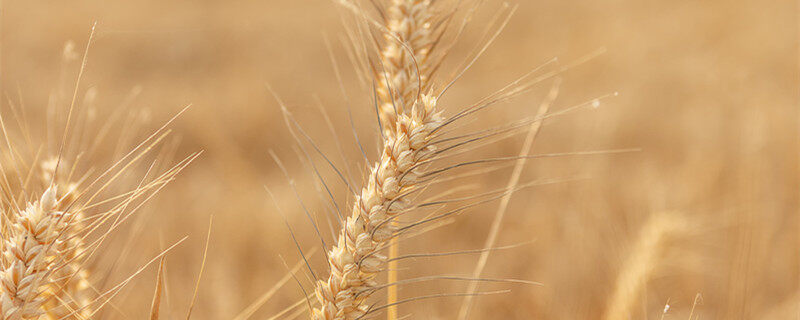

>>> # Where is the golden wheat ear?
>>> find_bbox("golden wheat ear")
[370,3,445,317]
[0,27,199,318]
[265,2,632,319]
[0,131,196,320]
[311,94,443,320]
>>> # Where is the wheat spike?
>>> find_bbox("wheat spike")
[376,2,438,318]
[312,94,442,320]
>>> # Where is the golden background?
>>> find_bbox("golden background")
[2,0,797,318]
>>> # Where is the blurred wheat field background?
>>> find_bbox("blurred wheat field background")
[0,0,797,319]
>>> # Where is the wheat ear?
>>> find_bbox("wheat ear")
[376,0,436,130]
[376,2,438,318]
[0,186,81,319]
[313,94,442,320]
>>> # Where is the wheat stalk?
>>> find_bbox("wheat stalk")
[312,94,442,320]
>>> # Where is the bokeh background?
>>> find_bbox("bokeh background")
[1,0,797,318]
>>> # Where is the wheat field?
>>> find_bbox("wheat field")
[0,0,796,319]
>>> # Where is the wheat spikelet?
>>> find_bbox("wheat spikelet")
[312,94,442,320]
[376,0,437,131]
